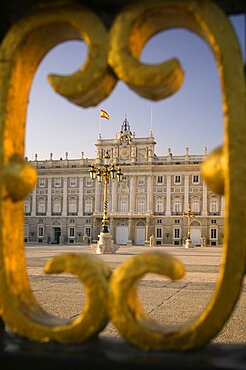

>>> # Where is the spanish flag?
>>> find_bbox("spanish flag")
[100,109,109,120]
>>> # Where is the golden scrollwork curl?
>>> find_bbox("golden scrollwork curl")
[108,253,185,350]
[0,0,245,350]
[108,0,184,100]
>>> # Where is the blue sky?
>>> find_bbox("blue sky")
[25,15,245,160]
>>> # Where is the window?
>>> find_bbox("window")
[193,175,199,183]
[191,198,200,213]
[138,176,145,185]
[54,177,61,187]
[137,199,146,212]
[86,219,91,224]
[24,201,31,214]
[174,228,180,239]
[173,198,181,213]
[70,177,77,187]
[120,198,128,213]
[85,198,93,213]
[37,199,45,214]
[68,198,77,214]
[53,198,61,213]
[156,228,162,238]
[157,176,163,184]
[38,227,44,237]
[210,228,217,239]
[175,219,180,224]
[69,227,75,237]
[155,197,163,213]
[174,175,181,184]
[211,219,217,224]
[39,178,46,187]
[85,227,91,238]
[210,197,218,213]
[156,219,162,224]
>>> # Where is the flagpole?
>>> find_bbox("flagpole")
[99,110,102,139]
[150,105,153,136]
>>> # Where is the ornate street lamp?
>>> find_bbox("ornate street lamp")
[89,151,123,253]
[183,204,196,248]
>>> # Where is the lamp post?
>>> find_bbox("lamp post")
[89,151,123,253]
[183,204,196,248]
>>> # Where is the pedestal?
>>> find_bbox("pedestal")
[92,232,120,254]
[184,238,194,248]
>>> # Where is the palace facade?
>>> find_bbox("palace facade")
[24,119,224,246]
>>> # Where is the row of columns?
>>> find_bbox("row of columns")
[31,174,224,217]
[31,176,85,216]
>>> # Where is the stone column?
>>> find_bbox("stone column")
[147,175,153,212]
[62,177,67,216]
[184,174,189,210]
[95,181,100,213]
[129,176,136,213]
[202,181,208,216]
[166,175,171,216]
[110,218,114,239]
[78,177,84,216]
[92,217,98,242]
[47,178,52,216]
[127,218,133,245]
[111,179,117,213]
[31,186,37,216]
[145,217,150,245]
[221,196,224,216]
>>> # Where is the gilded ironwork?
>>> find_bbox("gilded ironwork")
[89,151,123,233]
[0,0,245,351]
[183,204,196,240]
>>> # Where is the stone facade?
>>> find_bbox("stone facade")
[24,119,224,246]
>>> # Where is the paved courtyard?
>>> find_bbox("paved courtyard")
[25,245,246,344]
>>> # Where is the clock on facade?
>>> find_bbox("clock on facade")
[120,148,129,158]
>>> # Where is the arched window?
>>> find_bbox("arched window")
[53,198,61,214]
[68,198,77,214]
[191,197,200,213]
[24,200,31,214]
[173,197,182,214]
[119,196,128,213]
[210,197,218,213]
[137,198,146,212]
[155,197,164,213]
[85,197,93,214]
[37,198,45,214]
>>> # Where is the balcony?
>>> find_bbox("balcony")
[171,212,183,216]
[37,212,46,216]
[154,212,165,216]
[52,212,62,216]
[83,212,93,216]
[67,212,77,216]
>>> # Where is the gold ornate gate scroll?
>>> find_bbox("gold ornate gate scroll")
[0,0,245,350]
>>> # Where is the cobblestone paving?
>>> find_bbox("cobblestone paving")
[25,245,246,344]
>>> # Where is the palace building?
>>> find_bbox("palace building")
[24,118,224,246]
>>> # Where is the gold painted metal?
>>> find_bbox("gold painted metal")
[108,253,185,351]
[108,1,184,100]
[89,151,123,233]
[0,2,113,343]
[4,155,37,202]
[183,204,196,240]
[108,0,246,350]
[201,146,225,195]
[0,0,245,351]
